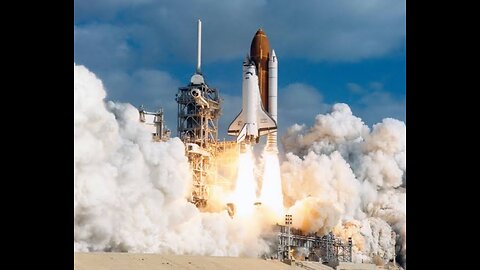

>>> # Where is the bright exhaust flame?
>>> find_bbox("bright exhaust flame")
[232,145,256,217]
[260,151,285,222]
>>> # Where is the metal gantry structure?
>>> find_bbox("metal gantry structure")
[176,78,220,148]
[316,232,353,264]
[271,215,353,265]
[138,107,171,141]
[174,19,241,208]
[284,214,293,260]
[176,74,222,208]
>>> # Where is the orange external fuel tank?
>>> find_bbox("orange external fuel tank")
[250,29,270,112]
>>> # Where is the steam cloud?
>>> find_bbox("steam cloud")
[74,64,268,256]
[74,64,405,268]
[281,103,406,267]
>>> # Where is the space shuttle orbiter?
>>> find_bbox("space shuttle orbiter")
[227,56,277,144]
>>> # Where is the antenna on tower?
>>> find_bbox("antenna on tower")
[196,19,202,74]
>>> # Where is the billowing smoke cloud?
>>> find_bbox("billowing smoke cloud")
[281,103,406,267]
[74,64,405,268]
[282,151,362,235]
[74,64,268,256]
[332,218,396,265]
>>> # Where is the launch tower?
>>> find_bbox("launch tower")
[176,20,222,208]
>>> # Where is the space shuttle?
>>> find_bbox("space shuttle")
[228,56,277,144]
[228,29,278,150]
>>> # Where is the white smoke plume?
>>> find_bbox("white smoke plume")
[281,103,406,268]
[74,63,406,268]
[282,151,362,235]
[332,218,396,265]
[74,64,268,256]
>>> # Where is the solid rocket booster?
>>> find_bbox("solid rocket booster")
[268,50,277,121]
[266,49,278,152]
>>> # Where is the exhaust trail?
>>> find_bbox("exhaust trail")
[231,146,256,217]
[259,150,284,223]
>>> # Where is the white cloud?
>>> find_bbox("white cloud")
[74,1,406,132]
[347,83,364,94]
[75,0,406,65]
[344,81,405,125]
[74,24,134,71]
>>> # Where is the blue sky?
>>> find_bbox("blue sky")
[74,0,406,139]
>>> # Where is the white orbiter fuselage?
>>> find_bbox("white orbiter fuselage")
[228,57,277,144]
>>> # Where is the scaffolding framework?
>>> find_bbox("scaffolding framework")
[138,107,171,141]
[176,75,222,208]
[269,224,352,265]
[315,232,353,264]
[176,83,220,146]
